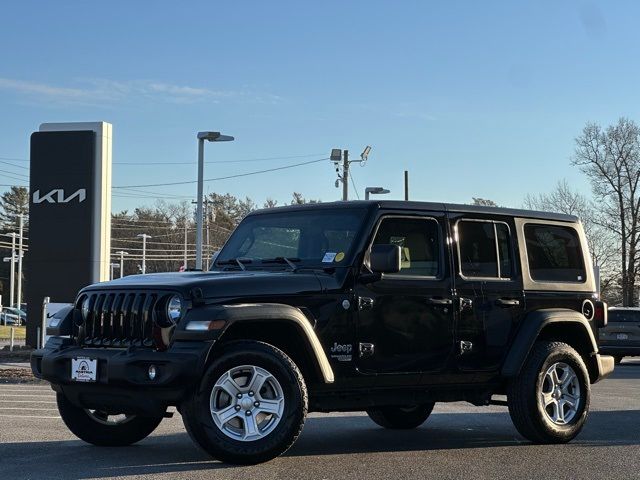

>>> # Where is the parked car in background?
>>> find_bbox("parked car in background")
[600,307,640,364]
[0,307,26,326]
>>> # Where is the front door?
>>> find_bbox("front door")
[450,215,524,373]
[356,213,455,384]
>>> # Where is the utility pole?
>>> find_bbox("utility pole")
[16,214,24,308]
[137,234,152,274]
[2,233,17,307]
[331,146,370,202]
[115,251,129,278]
[342,150,349,201]
[404,170,409,201]
[183,223,188,270]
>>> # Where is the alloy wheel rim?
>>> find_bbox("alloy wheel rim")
[210,365,285,442]
[539,361,581,425]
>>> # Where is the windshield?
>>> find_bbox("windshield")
[214,208,367,269]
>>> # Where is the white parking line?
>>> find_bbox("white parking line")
[0,389,53,393]
[0,400,57,404]
[0,414,60,419]
[0,394,56,397]
[1,407,58,411]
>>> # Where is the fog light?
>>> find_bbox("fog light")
[148,365,157,380]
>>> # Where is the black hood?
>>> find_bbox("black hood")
[81,270,324,299]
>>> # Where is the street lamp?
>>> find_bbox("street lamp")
[365,187,390,200]
[196,131,234,270]
[137,234,152,274]
[110,263,119,280]
[115,250,129,278]
[2,232,18,307]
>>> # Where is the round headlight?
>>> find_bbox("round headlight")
[166,295,183,323]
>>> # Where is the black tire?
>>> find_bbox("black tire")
[181,341,308,464]
[508,341,590,444]
[614,356,624,365]
[366,403,435,429]
[56,393,164,446]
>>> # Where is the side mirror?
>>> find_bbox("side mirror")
[370,244,401,274]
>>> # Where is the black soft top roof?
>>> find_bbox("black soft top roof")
[247,200,579,223]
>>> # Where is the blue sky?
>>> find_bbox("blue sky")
[0,1,638,211]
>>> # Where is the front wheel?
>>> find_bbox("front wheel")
[181,341,308,464]
[57,394,164,446]
[366,403,435,429]
[508,341,590,444]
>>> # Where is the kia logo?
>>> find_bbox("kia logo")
[33,188,87,204]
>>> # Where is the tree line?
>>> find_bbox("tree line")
[2,118,640,305]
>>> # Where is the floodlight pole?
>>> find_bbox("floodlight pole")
[342,150,349,201]
[137,234,151,274]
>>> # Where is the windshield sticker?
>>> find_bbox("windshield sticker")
[322,252,337,263]
[335,252,345,262]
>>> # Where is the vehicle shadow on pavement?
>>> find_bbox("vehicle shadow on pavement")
[285,409,640,457]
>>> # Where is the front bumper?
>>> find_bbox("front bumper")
[31,337,212,416]
[592,353,615,383]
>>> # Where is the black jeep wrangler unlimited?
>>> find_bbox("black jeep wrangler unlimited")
[32,201,614,464]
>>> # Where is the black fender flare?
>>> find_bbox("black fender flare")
[501,308,598,378]
[178,303,335,383]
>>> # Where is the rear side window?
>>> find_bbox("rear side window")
[457,220,512,279]
[524,224,585,282]
[608,310,640,323]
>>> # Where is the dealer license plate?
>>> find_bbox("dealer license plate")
[71,357,97,382]
[617,333,629,340]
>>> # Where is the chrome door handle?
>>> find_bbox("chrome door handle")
[426,296,452,306]
[496,298,521,307]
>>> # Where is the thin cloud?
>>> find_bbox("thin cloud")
[0,77,282,106]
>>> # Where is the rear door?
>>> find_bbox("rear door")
[450,215,524,373]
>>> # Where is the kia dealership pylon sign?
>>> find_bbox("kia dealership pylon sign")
[26,122,112,347]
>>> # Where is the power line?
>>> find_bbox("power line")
[114,153,326,165]
[0,160,29,170]
[112,158,330,189]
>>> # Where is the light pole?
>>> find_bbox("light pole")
[331,146,371,201]
[2,233,17,307]
[137,234,152,274]
[365,186,390,200]
[196,131,234,270]
[16,214,24,308]
[115,250,129,278]
[110,263,119,280]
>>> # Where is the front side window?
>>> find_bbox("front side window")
[457,220,512,279]
[524,224,585,282]
[372,217,442,277]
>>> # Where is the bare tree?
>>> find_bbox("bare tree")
[471,197,498,207]
[572,118,640,306]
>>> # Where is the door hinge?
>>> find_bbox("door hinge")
[358,296,374,310]
[459,297,473,312]
[459,341,473,355]
[359,342,375,358]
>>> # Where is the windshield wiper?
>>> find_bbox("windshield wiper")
[261,257,301,272]
[217,257,252,271]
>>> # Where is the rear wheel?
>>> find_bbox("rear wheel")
[57,393,164,446]
[182,341,307,464]
[508,341,590,443]
[366,403,435,429]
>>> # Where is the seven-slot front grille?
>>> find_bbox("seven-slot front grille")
[75,291,160,348]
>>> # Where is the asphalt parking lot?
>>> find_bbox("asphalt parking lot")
[1,360,638,480]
